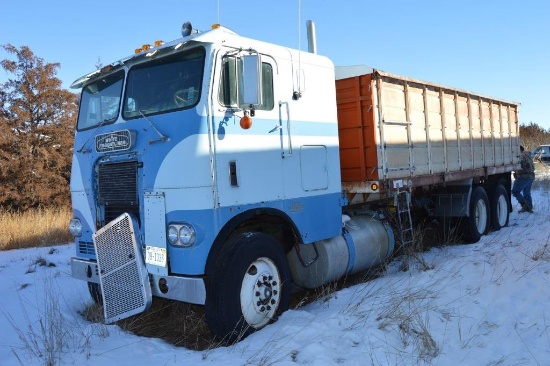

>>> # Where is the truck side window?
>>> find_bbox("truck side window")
[218,56,274,111]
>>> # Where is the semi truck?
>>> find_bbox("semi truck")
[69,21,520,342]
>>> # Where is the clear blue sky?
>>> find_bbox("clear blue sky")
[2,0,549,130]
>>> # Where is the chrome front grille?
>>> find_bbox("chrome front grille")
[93,213,152,323]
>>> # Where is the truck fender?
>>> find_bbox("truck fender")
[204,207,302,277]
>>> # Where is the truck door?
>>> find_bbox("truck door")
[212,52,283,208]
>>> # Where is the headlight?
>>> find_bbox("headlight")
[69,218,82,237]
[178,224,196,246]
[167,225,179,245]
[167,223,196,247]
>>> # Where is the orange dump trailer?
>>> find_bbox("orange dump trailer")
[335,66,520,200]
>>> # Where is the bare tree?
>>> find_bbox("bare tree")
[520,122,550,151]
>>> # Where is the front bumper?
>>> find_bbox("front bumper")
[71,257,206,305]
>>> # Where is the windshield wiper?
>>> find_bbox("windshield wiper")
[77,117,117,153]
[139,110,169,144]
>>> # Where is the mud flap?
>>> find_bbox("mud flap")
[93,213,152,324]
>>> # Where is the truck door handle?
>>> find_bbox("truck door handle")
[269,125,282,133]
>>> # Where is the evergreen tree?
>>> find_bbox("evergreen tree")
[0,44,77,210]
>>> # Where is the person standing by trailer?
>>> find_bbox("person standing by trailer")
[512,145,535,213]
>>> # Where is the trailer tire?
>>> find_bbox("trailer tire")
[461,186,490,243]
[88,282,103,305]
[205,232,291,343]
[490,185,509,231]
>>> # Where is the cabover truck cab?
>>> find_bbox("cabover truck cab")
[69,22,520,341]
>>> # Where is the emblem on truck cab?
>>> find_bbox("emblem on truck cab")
[95,130,136,153]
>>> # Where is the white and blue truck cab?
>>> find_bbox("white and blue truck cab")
[69,21,519,341]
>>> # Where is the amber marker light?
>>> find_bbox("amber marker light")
[142,44,151,51]
[240,114,252,129]
[134,48,142,54]
[212,24,221,29]
[371,183,378,191]
[154,40,164,47]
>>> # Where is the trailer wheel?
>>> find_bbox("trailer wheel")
[461,186,490,243]
[205,232,291,342]
[88,282,103,305]
[490,185,509,231]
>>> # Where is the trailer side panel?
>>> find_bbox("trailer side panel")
[336,69,520,189]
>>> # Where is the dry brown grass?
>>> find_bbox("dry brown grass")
[78,268,388,351]
[81,298,217,351]
[0,207,73,251]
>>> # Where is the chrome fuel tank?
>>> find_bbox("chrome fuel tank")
[287,214,394,289]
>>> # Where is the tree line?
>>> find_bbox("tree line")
[1,45,549,212]
[519,122,550,152]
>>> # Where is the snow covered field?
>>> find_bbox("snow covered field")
[1,174,549,366]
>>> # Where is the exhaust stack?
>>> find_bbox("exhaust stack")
[306,20,317,54]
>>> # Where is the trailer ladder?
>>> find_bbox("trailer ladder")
[395,188,414,250]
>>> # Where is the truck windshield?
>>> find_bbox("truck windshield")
[123,48,205,119]
[77,71,124,131]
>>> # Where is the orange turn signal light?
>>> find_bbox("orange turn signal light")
[371,183,378,191]
[240,115,252,129]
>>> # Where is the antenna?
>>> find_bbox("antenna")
[217,0,220,24]
[298,0,301,52]
[297,0,302,93]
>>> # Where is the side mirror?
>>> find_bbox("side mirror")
[241,54,262,106]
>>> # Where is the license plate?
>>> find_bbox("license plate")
[145,246,167,267]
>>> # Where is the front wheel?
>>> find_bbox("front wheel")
[205,233,291,343]
[461,186,491,243]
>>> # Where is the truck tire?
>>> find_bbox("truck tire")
[461,186,490,243]
[490,185,509,231]
[205,232,291,343]
[88,282,103,305]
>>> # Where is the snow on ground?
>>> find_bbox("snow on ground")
[1,174,549,366]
